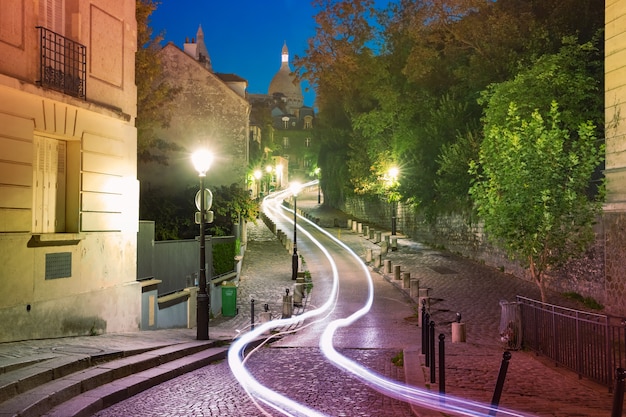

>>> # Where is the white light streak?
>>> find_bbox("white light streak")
[228,181,531,417]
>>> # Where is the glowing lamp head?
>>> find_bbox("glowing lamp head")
[388,167,399,180]
[192,150,213,176]
[254,170,262,180]
[290,181,301,197]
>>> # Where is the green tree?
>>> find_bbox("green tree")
[135,0,180,164]
[469,103,604,302]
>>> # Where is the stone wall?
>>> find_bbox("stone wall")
[342,195,609,312]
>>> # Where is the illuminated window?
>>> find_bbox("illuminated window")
[305,137,311,147]
[283,137,289,148]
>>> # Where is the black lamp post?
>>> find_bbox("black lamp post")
[388,167,399,236]
[291,182,300,280]
[315,167,321,204]
[192,149,213,340]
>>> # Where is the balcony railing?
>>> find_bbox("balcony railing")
[37,26,86,99]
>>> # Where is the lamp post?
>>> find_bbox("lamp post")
[388,167,399,236]
[314,167,321,204]
[265,164,273,195]
[291,182,301,280]
[192,149,213,340]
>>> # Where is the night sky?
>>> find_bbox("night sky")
[149,0,318,107]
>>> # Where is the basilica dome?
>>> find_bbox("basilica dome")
[268,42,303,111]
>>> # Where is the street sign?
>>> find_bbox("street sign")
[195,188,213,211]
[194,210,214,224]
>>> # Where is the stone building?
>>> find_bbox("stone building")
[248,42,317,188]
[0,0,140,342]
[604,0,626,315]
[138,26,250,194]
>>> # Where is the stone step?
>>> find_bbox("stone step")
[0,341,226,417]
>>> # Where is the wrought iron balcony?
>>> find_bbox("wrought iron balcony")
[37,26,86,99]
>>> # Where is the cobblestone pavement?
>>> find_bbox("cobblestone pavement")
[34,189,617,416]
[93,348,413,417]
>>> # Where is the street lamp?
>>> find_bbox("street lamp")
[388,167,399,236]
[290,182,301,280]
[314,167,321,204]
[192,149,213,340]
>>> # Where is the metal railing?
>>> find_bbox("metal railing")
[37,26,86,99]
[517,295,626,390]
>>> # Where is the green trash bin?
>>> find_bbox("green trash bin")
[221,285,238,317]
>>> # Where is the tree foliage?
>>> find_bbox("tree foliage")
[469,103,604,302]
[135,0,181,164]
[140,183,259,240]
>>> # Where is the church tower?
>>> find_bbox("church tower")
[268,42,304,114]
[183,25,212,71]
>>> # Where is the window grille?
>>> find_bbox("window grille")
[37,26,86,99]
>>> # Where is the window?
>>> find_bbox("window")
[283,137,289,149]
[39,0,65,34]
[33,135,78,233]
[304,116,313,129]
[305,137,311,148]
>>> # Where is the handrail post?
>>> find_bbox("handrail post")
[439,333,445,395]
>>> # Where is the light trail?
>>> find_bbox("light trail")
[228,181,531,417]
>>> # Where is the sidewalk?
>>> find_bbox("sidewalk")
[0,188,616,417]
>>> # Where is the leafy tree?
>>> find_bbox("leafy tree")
[140,183,259,240]
[469,103,604,302]
[135,0,180,164]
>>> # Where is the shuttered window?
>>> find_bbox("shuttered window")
[33,136,66,233]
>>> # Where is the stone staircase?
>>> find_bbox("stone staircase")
[0,340,228,417]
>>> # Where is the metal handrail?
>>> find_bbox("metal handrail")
[517,295,626,391]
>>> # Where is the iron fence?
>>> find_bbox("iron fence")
[37,26,86,99]
[517,295,626,390]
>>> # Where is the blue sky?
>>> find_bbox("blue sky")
[149,1,318,107]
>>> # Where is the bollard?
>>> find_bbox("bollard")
[611,368,626,417]
[384,259,392,274]
[381,240,389,255]
[489,351,512,416]
[452,321,466,343]
[357,222,363,234]
[419,287,431,298]
[394,265,401,280]
[347,219,353,229]
[429,321,436,383]
[410,278,419,299]
[250,299,255,331]
[385,234,390,244]
[391,237,398,251]
[364,225,369,237]
[365,248,372,263]
[293,283,304,307]
[352,221,358,232]
[374,253,382,268]
[439,333,445,395]
[374,231,381,243]
[282,288,293,319]
[369,229,375,240]
[402,272,411,289]
[259,310,271,334]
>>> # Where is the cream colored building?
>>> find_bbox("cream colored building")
[604,0,626,315]
[0,0,140,342]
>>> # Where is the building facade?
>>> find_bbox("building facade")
[248,42,317,189]
[604,0,626,315]
[138,26,250,193]
[0,0,140,342]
